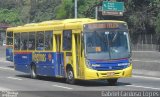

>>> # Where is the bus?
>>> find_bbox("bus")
[12,18,132,85]
[6,27,15,61]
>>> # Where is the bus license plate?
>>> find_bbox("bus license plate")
[107,72,115,76]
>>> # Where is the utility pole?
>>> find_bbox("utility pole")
[75,0,77,18]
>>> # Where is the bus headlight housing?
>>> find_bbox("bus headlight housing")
[85,60,93,69]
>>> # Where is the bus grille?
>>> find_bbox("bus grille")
[95,66,127,71]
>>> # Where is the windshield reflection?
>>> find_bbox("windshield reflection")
[84,30,130,60]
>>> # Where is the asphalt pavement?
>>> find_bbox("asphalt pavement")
[1,46,160,97]
[0,60,160,97]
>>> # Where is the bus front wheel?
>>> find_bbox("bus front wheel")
[66,68,75,84]
[107,78,118,85]
[31,65,37,79]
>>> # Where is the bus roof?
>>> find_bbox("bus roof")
[12,18,127,33]
[24,23,38,27]
[96,20,126,23]
[38,20,63,26]
[6,27,17,32]
[63,18,95,23]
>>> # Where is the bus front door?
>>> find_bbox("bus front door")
[74,33,84,78]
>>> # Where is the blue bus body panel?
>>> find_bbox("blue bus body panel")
[14,52,32,73]
[14,52,65,77]
[34,52,55,76]
[6,47,13,61]
[89,59,129,71]
[54,53,65,77]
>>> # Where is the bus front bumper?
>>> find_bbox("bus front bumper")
[84,64,132,80]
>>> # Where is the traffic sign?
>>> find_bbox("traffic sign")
[102,1,124,12]
[102,11,123,16]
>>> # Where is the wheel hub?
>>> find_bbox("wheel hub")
[68,71,73,80]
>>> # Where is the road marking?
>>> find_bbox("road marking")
[52,85,73,90]
[127,85,160,90]
[7,77,22,81]
[0,86,11,91]
[133,75,160,80]
[0,67,14,71]
[133,59,160,63]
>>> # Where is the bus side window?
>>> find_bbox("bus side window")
[36,32,44,50]
[63,30,72,51]
[7,32,13,45]
[45,31,53,50]
[21,33,28,50]
[14,33,20,50]
[28,32,35,50]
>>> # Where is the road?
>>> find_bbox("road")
[0,61,160,97]
[1,46,160,97]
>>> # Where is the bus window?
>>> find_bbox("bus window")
[45,31,53,50]
[14,33,20,50]
[21,33,28,50]
[63,30,72,51]
[7,32,13,45]
[36,32,44,50]
[28,32,35,50]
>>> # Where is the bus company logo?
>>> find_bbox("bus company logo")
[32,53,46,62]
[48,53,52,61]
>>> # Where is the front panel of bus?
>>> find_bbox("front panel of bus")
[82,22,132,80]
[6,31,14,61]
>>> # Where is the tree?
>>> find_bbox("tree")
[0,8,21,25]
[55,0,73,19]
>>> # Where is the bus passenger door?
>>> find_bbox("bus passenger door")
[74,34,81,78]
[54,34,64,77]
[72,31,84,79]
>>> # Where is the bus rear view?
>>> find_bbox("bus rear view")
[83,21,132,85]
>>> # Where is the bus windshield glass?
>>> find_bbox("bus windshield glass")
[83,23,131,60]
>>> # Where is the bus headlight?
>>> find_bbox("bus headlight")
[118,63,130,67]
[86,60,93,69]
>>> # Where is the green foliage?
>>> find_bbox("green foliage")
[0,8,21,25]
[30,0,60,22]
[55,0,98,19]
[0,0,160,36]
[56,0,73,19]
[123,0,160,34]
[77,0,98,18]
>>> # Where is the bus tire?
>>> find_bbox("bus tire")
[30,64,37,79]
[66,67,75,84]
[107,78,118,85]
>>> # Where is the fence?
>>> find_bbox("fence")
[131,33,160,51]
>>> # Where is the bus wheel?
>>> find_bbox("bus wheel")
[107,78,118,86]
[31,65,37,79]
[66,68,75,84]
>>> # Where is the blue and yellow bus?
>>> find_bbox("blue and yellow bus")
[12,18,132,85]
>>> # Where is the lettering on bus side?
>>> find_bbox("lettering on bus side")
[32,53,46,63]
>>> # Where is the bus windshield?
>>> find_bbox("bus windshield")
[84,30,131,60]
